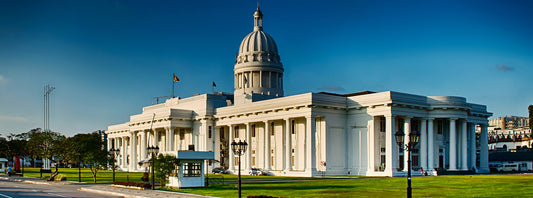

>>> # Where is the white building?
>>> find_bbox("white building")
[106,7,492,177]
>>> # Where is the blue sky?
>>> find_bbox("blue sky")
[0,0,532,137]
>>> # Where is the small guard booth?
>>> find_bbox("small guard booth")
[0,158,8,173]
[167,151,214,188]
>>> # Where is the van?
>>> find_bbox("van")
[496,164,519,172]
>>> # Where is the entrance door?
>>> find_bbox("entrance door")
[439,155,443,169]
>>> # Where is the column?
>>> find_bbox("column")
[165,128,170,152]
[129,132,136,170]
[461,120,468,170]
[449,118,457,170]
[427,119,434,171]
[305,116,316,174]
[121,137,126,168]
[469,123,476,170]
[154,130,159,148]
[403,117,410,171]
[385,115,396,175]
[246,123,252,170]
[169,127,175,151]
[229,125,235,171]
[420,119,428,170]
[284,118,291,171]
[479,124,489,173]
[264,121,271,170]
[141,130,147,160]
[107,137,112,151]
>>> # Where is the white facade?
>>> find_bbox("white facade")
[106,8,492,177]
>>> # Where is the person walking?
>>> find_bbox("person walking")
[7,166,12,176]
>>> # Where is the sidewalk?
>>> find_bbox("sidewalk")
[0,175,216,198]
[79,185,217,198]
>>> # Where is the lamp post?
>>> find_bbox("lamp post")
[395,130,420,198]
[231,140,248,198]
[147,145,159,190]
[109,148,120,182]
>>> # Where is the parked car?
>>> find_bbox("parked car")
[212,167,228,174]
[496,164,519,172]
[249,168,267,176]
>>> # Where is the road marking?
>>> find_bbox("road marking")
[47,193,70,198]
[0,193,13,198]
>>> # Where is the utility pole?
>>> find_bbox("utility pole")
[43,84,55,171]
[43,84,55,132]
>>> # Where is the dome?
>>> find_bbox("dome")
[237,31,280,63]
[235,7,282,66]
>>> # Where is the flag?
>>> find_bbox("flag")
[212,81,216,87]
[173,74,180,82]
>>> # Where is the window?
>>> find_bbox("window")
[412,120,420,132]
[208,126,212,139]
[183,162,201,177]
[220,127,225,139]
[380,147,386,153]
[291,148,295,153]
[270,123,275,136]
[380,117,386,132]
[252,157,255,166]
[251,124,256,137]
[235,157,239,166]
[291,120,295,134]
[234,126,239,138]
[180,129,185,140]
[437,120,443,134]
[271,156,274,166]
[291,156,295,166]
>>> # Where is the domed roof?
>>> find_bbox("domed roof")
[235,7,281,65]
[239,31,278,55]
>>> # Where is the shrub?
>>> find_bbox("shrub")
[56,174,67,181]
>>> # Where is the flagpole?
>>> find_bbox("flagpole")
[172,74,175,98]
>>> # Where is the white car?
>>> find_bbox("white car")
[496,164,519,172]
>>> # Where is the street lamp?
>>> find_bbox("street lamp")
[147,145,159,190]
[395,130,420,198]
[109,148,120,182]
[231,140,248,198]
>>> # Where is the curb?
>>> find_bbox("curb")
[80,187,148,198]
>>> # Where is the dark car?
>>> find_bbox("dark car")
[212,167,228,174]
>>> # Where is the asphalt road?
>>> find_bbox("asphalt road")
[0,179,121,198]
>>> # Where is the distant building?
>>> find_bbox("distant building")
[488,128,532,151]
[105,7,492,177]
[489,116,529,130]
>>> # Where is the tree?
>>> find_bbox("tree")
[154,154,179,186]
[527,105,533,131]
[26,131,65,167]
[71,132,109,183]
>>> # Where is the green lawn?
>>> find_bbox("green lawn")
[22,167,145,183]
[168,174,533,198]
[19,168,533,197]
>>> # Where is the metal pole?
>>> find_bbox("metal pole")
[151,152,155,190]
[238,152,241,198]
[112,155,116,183]
[78,161,81,182]
[407,144,412,198]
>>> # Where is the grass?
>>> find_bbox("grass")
[168,174,533,198]
[18,168,533,197]
[21,167,145,183]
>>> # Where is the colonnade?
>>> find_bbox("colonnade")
[108,126,194,171]
[381,115,489,174]
[223,116,316,175]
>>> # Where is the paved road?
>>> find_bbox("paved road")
[0,177,121,198]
